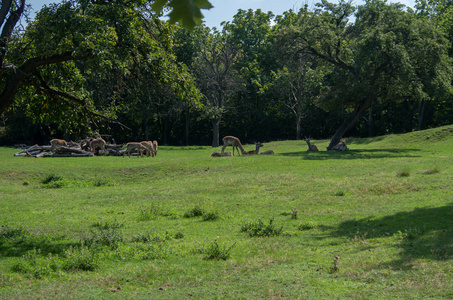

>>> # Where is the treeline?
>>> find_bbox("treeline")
[1,0,453,147]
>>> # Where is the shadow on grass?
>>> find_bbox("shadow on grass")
[332,204,453,268]
[0,229,80,257]
[279,148,421,160]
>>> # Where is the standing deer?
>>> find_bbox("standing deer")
[304,138,318,152]
[125,142,147,157]
[90,138,106,156]
[50,139,67,152]
[221,136,246,156]
[152,140,158,156]
[141,141,154,157]
[243,142,263,155]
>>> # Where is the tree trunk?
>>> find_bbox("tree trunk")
[296,103,302,140]
[211,118,220,147]
[327,97,372,150]
[368,107,374,137]
[417,98,426,131]
[185,106,190,146]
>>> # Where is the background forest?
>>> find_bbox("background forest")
[1,0,453,147]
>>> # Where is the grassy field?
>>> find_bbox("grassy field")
[0,126,452,299]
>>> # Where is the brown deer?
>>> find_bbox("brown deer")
[331,141,348,151]
[50,139,67,152]
[304,138,319,152]
[260,150,275,155]
[90,138,106,155]
[221,136,246,156]
[140,141,154,157]
[152,140,158,156]
[125,142,147,157]
[211,151,233,157]
[243,142,263,155]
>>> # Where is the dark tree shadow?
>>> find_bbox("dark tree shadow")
[279,148,421,160]
[331,204,453,269]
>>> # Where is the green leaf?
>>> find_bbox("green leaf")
[166,0,212,30]
[151,0,168,14]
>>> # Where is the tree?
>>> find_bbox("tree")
[290,0,452,149]
[1,0,204,138]
[191,26,241,147]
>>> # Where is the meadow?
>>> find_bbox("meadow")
[0,126,452,299]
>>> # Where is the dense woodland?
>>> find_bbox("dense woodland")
[1,0,453,147]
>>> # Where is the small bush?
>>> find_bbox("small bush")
[240,218,283,237]
[333,190,346,196]
[298,220,318,231]
[183,205,205,218]
[64,246,99,271]
[397,170,410,177]
[174,231,184,239]
[42,173,64,184]
[204,239,235,260]
[202,211,219,221]
[22,180,30,186]
[86,220,124,249]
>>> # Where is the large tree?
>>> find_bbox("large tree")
[0,0,210,135]
[289,0,452,149]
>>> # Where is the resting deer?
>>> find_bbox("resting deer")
[211,151,233,157]
[221,136,246,156]
[260,150,274,155]
[152,140,158,156]
[50,139,67,152]
[125,142,148,157]
[90,138,106,155]
[331,141,348,151]
[243,142,263,155]
[304,138,318,152]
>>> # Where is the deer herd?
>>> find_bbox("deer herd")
[50,135,347,158]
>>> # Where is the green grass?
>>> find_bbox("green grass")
[1,126,452,299]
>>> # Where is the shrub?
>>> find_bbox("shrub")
[204,239,235,260]
[333,190,346,196]
[298,220,318,231]
[86,220,124,249]
[183,205,205,218]
[202,211,219,221]
[240,218,283,237]
[423,167,440,175]
[42,173,64,184]
[397,170,410,177]
[63,246,99,271]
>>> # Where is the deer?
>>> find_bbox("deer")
[243,142,263,155]
[304,137,319,152]
[90,138,106,155]
[221,136,246,156]
[260,150,275,155]
[211,151,233,157]
[331,141,349,151]
[50,139,67,152]
[152,140,158,156]
[140,141,154,157]
[125,142,148,157]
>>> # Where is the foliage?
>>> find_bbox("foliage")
[240,218,283,237]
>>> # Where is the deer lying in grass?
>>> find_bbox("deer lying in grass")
[221,136,246,156]
[90,138,106,155]
[260,150,274,155]
[304,138,318,151]
[125,142,148,157]
[331,141,348,151]
[211,151,233,157]
[243,142,263,155]
[50,139,67,152]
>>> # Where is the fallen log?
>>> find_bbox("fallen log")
[55,146,93,155]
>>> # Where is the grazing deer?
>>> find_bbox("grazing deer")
[140,141,154,157]
[260,150,274,155]
[152,140,158,156]
[221,136,246,156]
[50,139,67,152]
[90,138,106,155]
[243,142,263,155]
[331,141,348,151]
[125,142,147,157]
[211,151,233,157]
[304,138,318,151]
